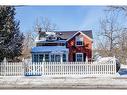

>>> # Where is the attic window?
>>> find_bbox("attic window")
[46,35,57,41]
[75,36,84,46]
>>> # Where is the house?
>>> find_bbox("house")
[31,30,93,62]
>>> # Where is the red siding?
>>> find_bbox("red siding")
[66,32,92,62]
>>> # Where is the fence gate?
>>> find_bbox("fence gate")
[25,62,43,76]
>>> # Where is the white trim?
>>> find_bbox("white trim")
[66,31,92,42]
[66,53,68,62]
[60,53,63,62]
[76,53,84,62]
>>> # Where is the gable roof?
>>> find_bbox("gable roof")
[39,30,93,40]
[66,31,92,41]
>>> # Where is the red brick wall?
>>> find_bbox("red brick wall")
[66,32,92,62]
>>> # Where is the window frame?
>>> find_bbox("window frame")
[75,36,84,46]
[63,53,67,62]
[39,54,44,62]
[33,54,38,62]
[76,53,84,62]
[45,54,49,62]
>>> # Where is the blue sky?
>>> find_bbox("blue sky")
[15,6,106,39]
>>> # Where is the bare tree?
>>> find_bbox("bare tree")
[98,11,121,56]
[41,17,57,32]
[22,31,35,59]
[35,17,57,33]
[117,28,127,64]
[34,17,57,40]
[96,6,127,64]
[108,6,127,15]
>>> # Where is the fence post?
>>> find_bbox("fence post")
[22,58,25,76]
[113,56,116,74]
[3,57,7,76]
[86,56,88,63]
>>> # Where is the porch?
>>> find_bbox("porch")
[31,46,69,62]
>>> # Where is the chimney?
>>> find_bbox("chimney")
[38,27,42,40]
[38,27,42,34]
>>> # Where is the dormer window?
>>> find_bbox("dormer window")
[46,35,57,41]
[75,36,84,46]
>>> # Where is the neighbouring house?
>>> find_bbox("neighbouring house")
[31,30,93,62]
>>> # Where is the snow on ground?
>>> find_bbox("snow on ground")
[0,63,127,89]
[0,76,127,89]
[120,64,127,68]
[118,64,127,77]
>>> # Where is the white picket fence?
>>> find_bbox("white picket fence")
[25,62,116,77]
[0,62,24,76]
[0,59,117,77]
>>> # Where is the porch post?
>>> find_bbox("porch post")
[66,52,68,62]
[60,53,63,62]
[43,54,45,62]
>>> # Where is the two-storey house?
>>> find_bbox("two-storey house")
[31,30,93,62]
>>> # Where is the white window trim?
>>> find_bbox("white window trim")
[75,36,84,46]
[76,53,84,62]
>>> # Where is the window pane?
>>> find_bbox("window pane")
[51,55,54,62]
[55,55,60,62]
[45,54,49,62]
[34,54,38,62]
[76,54,83,62]
[39,54,44,62]
[76,36,83,46]
[76,41,83,45]
[63,54,66,62]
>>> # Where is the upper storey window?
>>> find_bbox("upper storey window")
[75,35,84,46]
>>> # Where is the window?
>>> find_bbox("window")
[76,41,83,46]
[76,53,83,62]
[46,35,57,41]
[51,55,55,62]
[75,36,84,46]
[45,54,49,62]
[63,54,66,62]
[39,54,44,62]
[33,54,38,62]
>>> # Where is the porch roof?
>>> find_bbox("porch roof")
[31,46,69,53]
